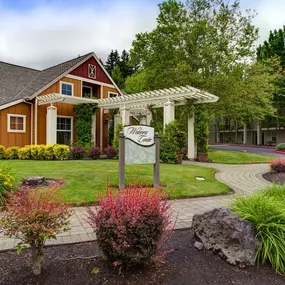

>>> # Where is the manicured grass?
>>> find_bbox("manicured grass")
[3,160,229,205]
[208,149,275,164]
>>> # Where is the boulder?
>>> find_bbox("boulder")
[23,176,45,186]
[192,208,259,268]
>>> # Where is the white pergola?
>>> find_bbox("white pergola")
[37,85,218,159]
[97,85,219,159]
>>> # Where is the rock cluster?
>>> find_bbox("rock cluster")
[192,208,259,268]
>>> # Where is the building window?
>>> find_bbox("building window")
[108,92,118,98]
[272,132,277,143]
[82,86,92,98]
[60,82,73,96]
[57,117,73,145]
[7,114,26,133]
[88,64,96,79]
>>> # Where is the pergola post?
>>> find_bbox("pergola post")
[46,104,57,144]
[146,110,152,125]
[91,114,96,146]
[163,100,175,130]
[140,116,147,125]
[121,107,130,126]
[187,114,196,160]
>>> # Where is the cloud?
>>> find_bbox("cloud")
[0,0,159,69]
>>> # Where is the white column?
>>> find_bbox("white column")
[188,114,196,160]
[121,107,130,126]
[91,114,96,146]
[243,125,247,144]
[140,116,147,125]
[257,121,261,145]
[46,104,57,144]
[163,100,175,130]
[146,110,152,125]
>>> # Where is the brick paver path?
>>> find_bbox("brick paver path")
[0,162,270,251]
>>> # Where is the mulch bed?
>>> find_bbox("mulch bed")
[1,229,284,285]
[263,172,285,185]
[18,179,63,192]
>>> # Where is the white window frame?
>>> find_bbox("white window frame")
[88,64,96,79]
[82,85,93,98]
[7,114,26,133]
[60,81,74,96]
[108,91,118,98]
[56,116,73,144]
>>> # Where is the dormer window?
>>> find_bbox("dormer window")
[88,64,96,79]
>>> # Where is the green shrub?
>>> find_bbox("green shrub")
[164,120,186,149]
[0,165,15,206]
[276,143,285,151]
[5,147,20,159]
[53,145,70,160]
[18,146,32,160]
[0,145,6,159]
[29,145,46,160]
[113,123,123,150]
[195,105,209,153]
[160,133,178,164]
[44,144,54,160]
[230,185,285,274]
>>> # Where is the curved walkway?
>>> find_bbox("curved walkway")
[0,162,271,251]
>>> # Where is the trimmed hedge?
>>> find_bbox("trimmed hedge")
[276,143,285,151]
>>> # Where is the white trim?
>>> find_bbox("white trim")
[35,98,38,144]
[37,93,98,105]
[80,80,83,97]
[7,114,26,133]
[27,53,94,101]
[88,64,96,79]
[56,115,74,144]
[66,74,116,89]
[82,85,93,98]
[108,91,118,98]
[0,99,24,111]
[100,86,103,150]
[60,81,74,96]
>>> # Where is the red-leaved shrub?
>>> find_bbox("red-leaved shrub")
[88,146,101,159]
[87,186,173,269]
[104,146,117,159]
[0,188,72,275]
[270,158,285,172]
[70,146,85,159]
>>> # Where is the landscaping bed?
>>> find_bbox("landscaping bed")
[263,172,285,185]
[1,229,284,285]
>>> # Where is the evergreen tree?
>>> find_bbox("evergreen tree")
[105,50,120,74]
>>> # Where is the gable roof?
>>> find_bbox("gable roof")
[0,52,122,109]
[0,62,39,105]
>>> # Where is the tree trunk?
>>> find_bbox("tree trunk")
[31,244,44,275]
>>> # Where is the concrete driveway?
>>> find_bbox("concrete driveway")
[210,144,285,157]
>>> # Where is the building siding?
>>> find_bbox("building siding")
[69,57,112,85]
[0,103,31,147]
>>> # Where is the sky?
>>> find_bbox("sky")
[0,0,284,70]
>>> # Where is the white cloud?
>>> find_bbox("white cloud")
[243,0,285,46]
[1,0,285,70]
[0,1,159,69]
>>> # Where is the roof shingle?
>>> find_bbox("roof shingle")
[0,52,93,106]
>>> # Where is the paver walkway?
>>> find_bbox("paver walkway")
[0,162,271,251]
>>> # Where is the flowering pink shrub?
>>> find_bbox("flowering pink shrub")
[104,146,117,159]
[88,147,101,159]
[87,186,173,268]
[0,188,71,275]
[70,146,85,159]
[270,158,285,172]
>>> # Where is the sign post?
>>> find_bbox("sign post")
[119,125,160,189]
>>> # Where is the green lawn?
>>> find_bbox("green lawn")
[2,160,230,205]
[208,149,275,164]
